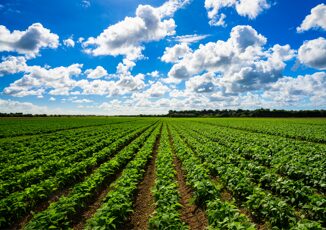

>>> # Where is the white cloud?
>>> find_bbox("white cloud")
[3,63,83,97]
[0,99,48,114]
[72,98,94,103]
[81,0,91,8]
[298,37,326,70]
[143,81,170,97]
[147,70,160,78]
[297,4,326,32]
[173,34,210,44]
[161,43,192,63]
[82,0,189,60]
[168,25,295,94]
[0,23,59,58]
[205,0,270,26]
[85,66,108,79]
[63,38,75,47]
[49,97,56,101]
[264,72,326,105]
[0,56,27,76]
[0,56,147,98]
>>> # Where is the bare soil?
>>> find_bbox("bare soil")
[121,127,161,230]
[173,155,208,230]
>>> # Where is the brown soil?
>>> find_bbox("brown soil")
[173,155,208,230]
[121,126,162,230]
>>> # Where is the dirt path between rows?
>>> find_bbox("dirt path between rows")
[72,170,123,230]
[122,127,162,230]
[167,125,208,230]
[173,155,208,230]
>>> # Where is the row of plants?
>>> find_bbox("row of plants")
[0,122,156,228]
[172,123,323,228]
[148,124,187,229]
[0,119,149,164]
[168,124,256,229]
[176,123,325,223]
[24,123,158,229]
[85,124,162,229]
[0,116,139,138]
[0,124,142,198]
[186,121,326,194]
[0,124,108,164]
[192,118,326,143]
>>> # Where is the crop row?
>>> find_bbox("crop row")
[168,124,256,229]
[0,123,143,198]
[192,118,326,143]
[85,123,162,229]
[0,117,139,138]
[186,121,326,194]
[176,123,325,223]
[172,123,323,228]
[147,124,187,229]
[0,121,156,228]
[24,122,158,229]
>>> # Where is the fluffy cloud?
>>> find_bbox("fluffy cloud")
[143,81,170,97]
[85,66,108,79]
[297,4,326,32]
[0,56,146,98]
[161,43,192,63]
[147,70,160,78]
[82,0,188,60]
[298,37,326,70]
[205,0,270,26]
[0,99,49,114]
[0,23,59,58]
[264,72,326,105]
[63,38,75,47]
[4,63,83,97]
[0,56,27,76]
[168,25,295,93]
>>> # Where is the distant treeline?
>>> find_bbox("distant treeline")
[0,113,94,117]
[1,109,326,117]
[167,109,326,117]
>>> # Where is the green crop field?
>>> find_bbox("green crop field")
[0,117,325,229]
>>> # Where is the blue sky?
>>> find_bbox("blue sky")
[0,0,325,115]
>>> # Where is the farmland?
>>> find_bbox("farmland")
[0,117,325,229]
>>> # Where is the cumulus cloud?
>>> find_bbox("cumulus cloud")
[63,38,75,47]
[264,72,326,105]
[168,25,295,93]
[297,4,326,32]
[205,0,270,26]
[143,81,170,97]
[0,55,147,98]
[3,63,83,97]
[298,37,326,70]
[161,43,192,63]
[147,70,160,78]
[0,56,27,76]
[0,23,59,58]
[82,0,189,60]
[0,98,49,114]
[85,66,108,79]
